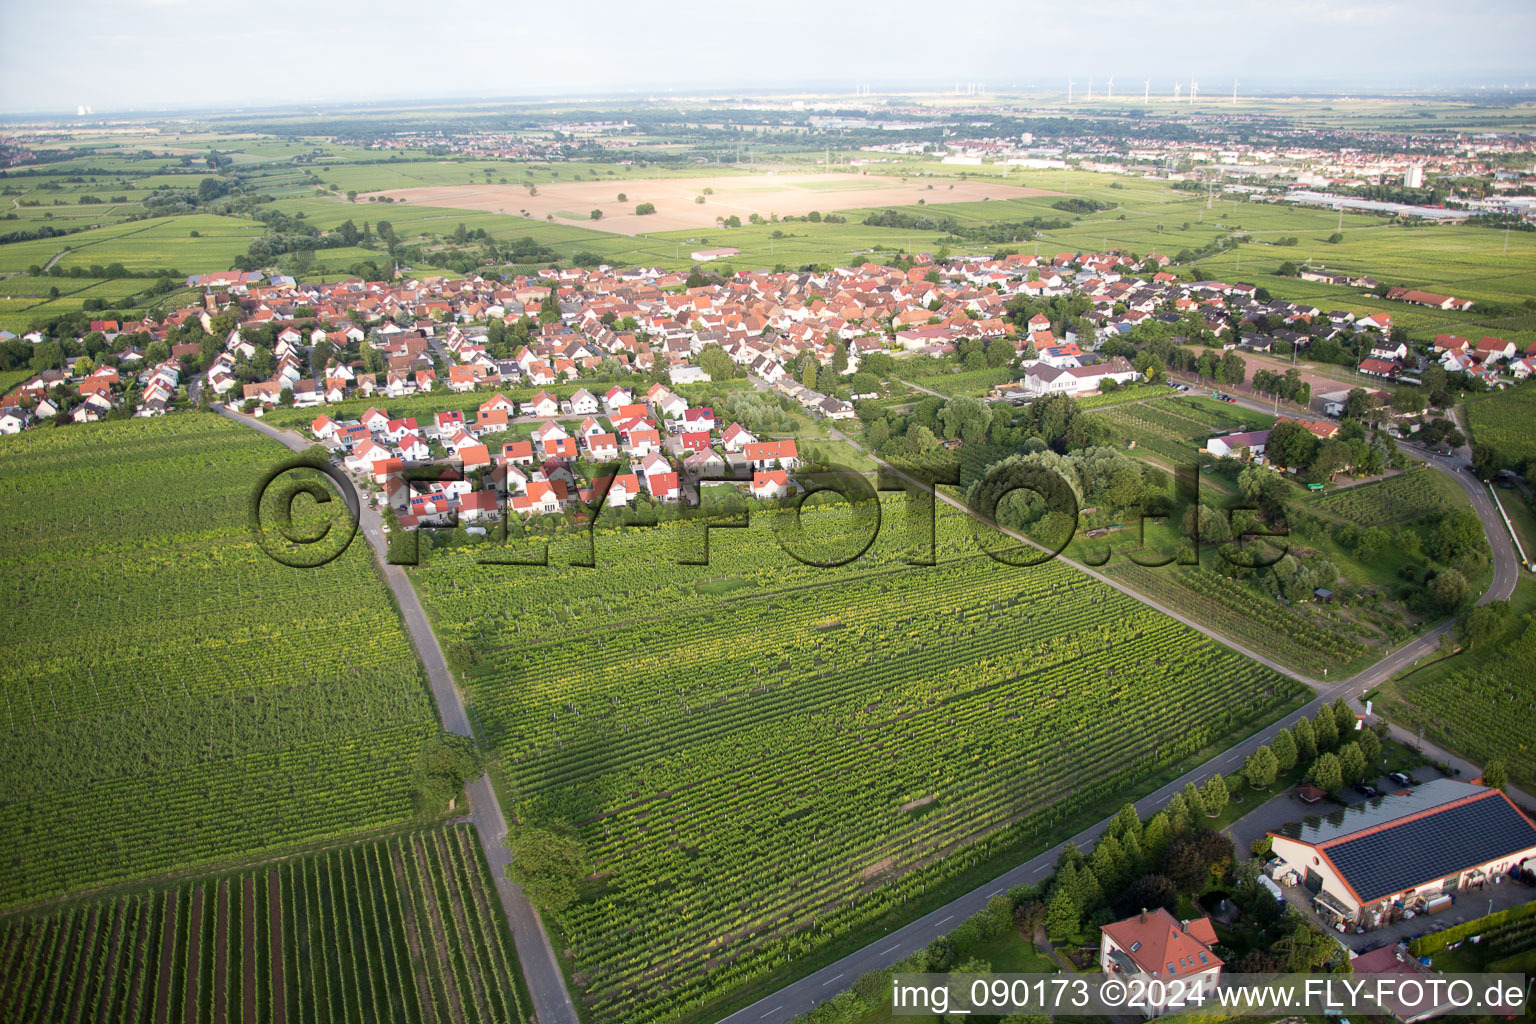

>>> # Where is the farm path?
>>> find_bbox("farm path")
[214,404,580,1024]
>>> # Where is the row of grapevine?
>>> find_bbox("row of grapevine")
[407,498,1308,1023]
[1108,562,1370,675]
[0,825,528,1024]
[0,415,443,909]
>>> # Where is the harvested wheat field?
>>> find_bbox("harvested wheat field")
[361,172,1066,235]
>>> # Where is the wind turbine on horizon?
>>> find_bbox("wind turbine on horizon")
[1068,78,1075,104]
[1190,78,1198,105]
[1232,78,1239,105]
[1144,78,1150,103]
[1107,77,1114,101]
[1088,76,1094,102]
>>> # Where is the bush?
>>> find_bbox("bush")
[635,202,656,215]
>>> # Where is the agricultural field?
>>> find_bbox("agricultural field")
[0,824,529,1024]
[0,415,444,909]
[1466,385,1536,466]
[1373,580,1536,789]
[1307,469,1467,528]
[406,498,1306,1023]
[1107,562,1371,677]
[361,173,1064,236]
[1090,394,1275,468]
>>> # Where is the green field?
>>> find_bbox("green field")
[1373,579,1536,788]
[0,824,529,1024]
[0,415,444,909]
[1466,386,1536,466]
[406,498,1305,1024]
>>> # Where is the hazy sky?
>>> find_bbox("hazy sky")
[2,0,1534,114]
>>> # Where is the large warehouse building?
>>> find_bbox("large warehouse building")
[1267,779,1536,932]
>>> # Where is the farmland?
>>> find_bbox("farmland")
[0,415,443,909]
[406,498,1306,1023]
[1373,580,1536,789]
[362,173,1065,235]
[0,824,529,1024]
[1090,394,1276,467]
[1466,385,1536,467]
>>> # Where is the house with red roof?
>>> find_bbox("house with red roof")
[501,440,535,466]
[721,422,757,452]
[647,470,680,502]
[1099,908,1222,1017]
[586,433,619,461]
[751,470,789,499]
[679,430,712,453]
[744,439,799,471]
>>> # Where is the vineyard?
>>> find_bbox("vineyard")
[0,825,529,1024]
[0,416,442,909]
[1388,615,1536,788]
[1107,563,1370,677]
[1465,384,1536,466]
[1308,470,1463,527]
[406,499,1306,1023]
[1091,397,1274,467]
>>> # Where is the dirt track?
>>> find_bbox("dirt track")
[361,172,1064,235]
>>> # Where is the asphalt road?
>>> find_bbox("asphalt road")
[717,394,1526,1024]
[217,405,580,1024]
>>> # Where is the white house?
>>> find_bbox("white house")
[1099,909,1223,1019]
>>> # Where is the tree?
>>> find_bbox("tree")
[1294,716,1317,762]
[1243,746,1279,789]
[635,202,656,215]
[1337,741,1366,785]
[1484,760,1508,792]
[1310,752,1343,792]
[590,209,603,220]
[507,826,588,915]
[1459,602,1508,649]
[1114,874,1179,918]
[1043,886,1080,940]
[800,358,818,390]
[72,356,94,378]
[617,193,627,202]
[1471,443,1503,481]
[1429,568,1470,609]
[1272,728,1298,772]
[1013,899,1047,937]
[1265,418,1320,470]
[1313,704,1338,751]
[698,343,735,382]
[1358,727,1381,769]
[832,342,849,375]
[1201,774,1229,816]
[1277,261,1298,277]
[1219,351,1247,387]
[408,734,484,816]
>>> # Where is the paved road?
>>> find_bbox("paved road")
[217,405,580,1024]
[719,406,1525,1024]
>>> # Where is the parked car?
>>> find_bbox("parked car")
[1388,771,1414,786]
[1352,782,1379,798]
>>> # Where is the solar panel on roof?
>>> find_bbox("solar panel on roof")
[1325,793,1536,903]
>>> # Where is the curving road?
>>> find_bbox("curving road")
[716,388,1526,1024]
[216,405,580,1024]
